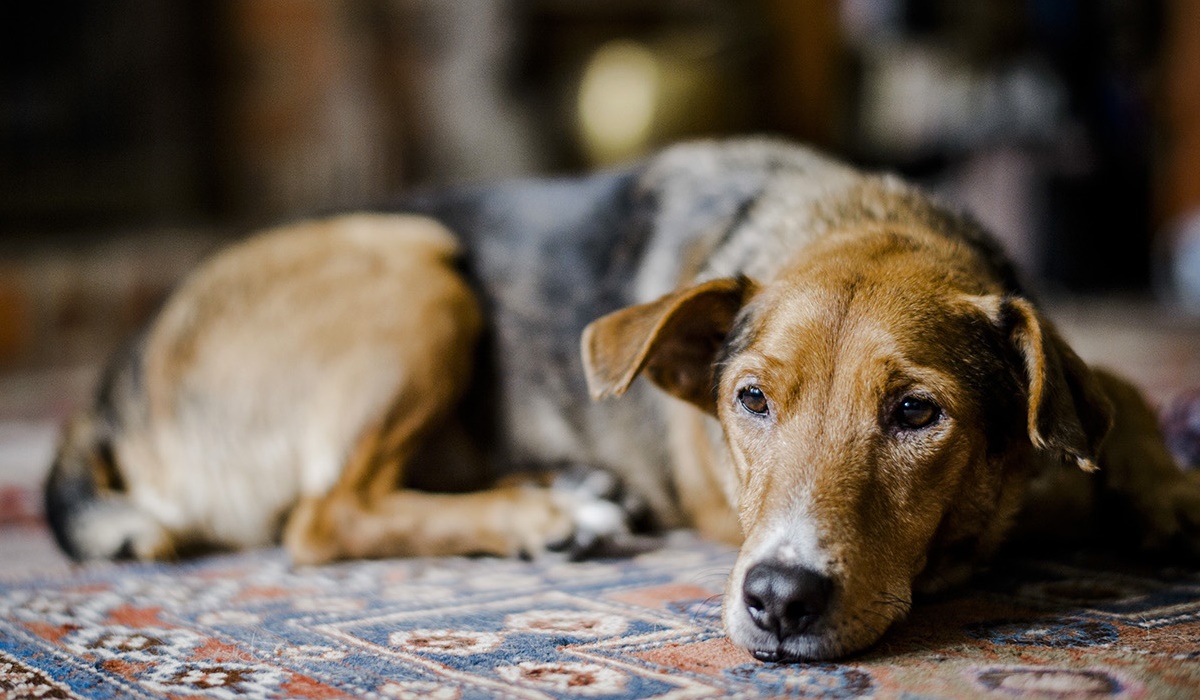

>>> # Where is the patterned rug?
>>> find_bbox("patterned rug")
[2,530,1200,699]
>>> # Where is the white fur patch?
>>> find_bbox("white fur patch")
[572,499,627,539]
[551,487,629,552]
[752,505,830,574]
[71,499,170,561]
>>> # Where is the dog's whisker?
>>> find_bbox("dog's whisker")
[685,593,726,626]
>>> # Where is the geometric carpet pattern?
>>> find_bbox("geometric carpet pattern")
[3,531,1200,699]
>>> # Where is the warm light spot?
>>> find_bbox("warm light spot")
[577,40,660,165]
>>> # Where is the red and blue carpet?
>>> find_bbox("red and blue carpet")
[2,529,1200,699]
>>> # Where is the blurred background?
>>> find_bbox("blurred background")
[1,0,1199,377]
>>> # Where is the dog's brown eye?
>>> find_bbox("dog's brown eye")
[895,396,940,429]
[738,386,769,416]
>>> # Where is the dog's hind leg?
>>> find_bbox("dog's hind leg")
[279,297,626,564]
[281,404,627,565]
[284,484,587,564]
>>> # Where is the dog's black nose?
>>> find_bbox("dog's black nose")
[743,560,832,639]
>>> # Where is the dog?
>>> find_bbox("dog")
[45,139,1200,661]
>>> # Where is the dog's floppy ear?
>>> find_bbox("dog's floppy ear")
[994,297,1113,471]
[581,277,756,412]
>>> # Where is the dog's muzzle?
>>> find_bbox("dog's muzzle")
[741,560,834,662]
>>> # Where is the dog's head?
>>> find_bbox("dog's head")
[582,230,1111,661]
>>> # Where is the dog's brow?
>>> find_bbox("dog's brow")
[712,305,760,398]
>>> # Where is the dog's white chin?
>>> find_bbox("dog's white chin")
[727,626,861,663]
[723,601,903,663]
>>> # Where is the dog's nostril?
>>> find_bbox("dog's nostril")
[742,560,833,640]
[744,593,767,626]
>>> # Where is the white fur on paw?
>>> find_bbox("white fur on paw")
[572,498,628,541]
[551,490,629,555]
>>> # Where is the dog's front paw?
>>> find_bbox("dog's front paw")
[548,491,629,560]
[474,483,626,561]
[547,464,652,559]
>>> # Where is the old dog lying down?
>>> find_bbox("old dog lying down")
[46,139,1200,661]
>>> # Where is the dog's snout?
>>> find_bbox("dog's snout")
[742,560,832,641]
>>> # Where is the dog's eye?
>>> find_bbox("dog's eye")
[895,396,940,430]
[738,386,770,416]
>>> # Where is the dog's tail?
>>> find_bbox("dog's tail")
[44,414,104,559]
[45,331,173,561]
[44,412,131,560]
[45,411,173,561]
